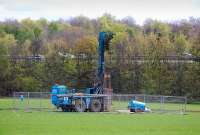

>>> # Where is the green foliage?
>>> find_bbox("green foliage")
[99,14,126,33]
[74,36,98,56]
[0,16,200,100]
[174,34,189,55]
[0,33,16,94]
[64,60,76,75]
[49,22,59,34]
[144,20,171,36]
[0,42,9,78]
[14,76,41,92]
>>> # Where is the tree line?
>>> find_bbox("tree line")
[0,14,200,101]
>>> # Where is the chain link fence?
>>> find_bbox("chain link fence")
[13,92,54,111]
[112,94,187,114]
[8,92,187,114]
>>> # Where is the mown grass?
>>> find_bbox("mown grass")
[0,110,200,135]
[0,98,200,135]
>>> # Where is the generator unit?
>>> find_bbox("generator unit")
[128,100,151,112]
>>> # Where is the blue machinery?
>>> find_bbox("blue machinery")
[51,32,149,112]
[94,31,114,94]
[128,100,146,112]
[51,32,114,112]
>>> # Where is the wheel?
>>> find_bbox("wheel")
[74,99,86,112]
[61,106,68,112]
[61,106,70,112]
[90,99,102,112]
[130,109,135,112]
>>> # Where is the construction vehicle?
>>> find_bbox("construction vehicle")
[51,32,114,112]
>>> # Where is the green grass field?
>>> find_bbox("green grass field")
[0,98,200,135]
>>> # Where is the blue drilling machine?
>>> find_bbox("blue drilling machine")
[51,32,114,112]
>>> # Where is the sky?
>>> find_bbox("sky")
[0,0,199,25]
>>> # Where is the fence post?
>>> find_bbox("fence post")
[184,96,187,113]
[160,95,164,113]
[160,96,162,112]
[163,96,165,112]
[118,94,121,110]
[12,92,15,110]
[39,92,42,111]
[81,97,83,112]
[27,92,30,111]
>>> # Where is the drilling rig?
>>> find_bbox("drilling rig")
[51,32,114,112]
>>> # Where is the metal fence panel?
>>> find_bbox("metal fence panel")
[0,92,186,114]
[112,94,186,114]
[13,92,54,111]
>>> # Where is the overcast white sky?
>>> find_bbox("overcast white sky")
[0,0,200,24]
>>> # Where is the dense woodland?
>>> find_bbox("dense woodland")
[0,14,200,100]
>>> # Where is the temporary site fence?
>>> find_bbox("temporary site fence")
[8,92,187,114]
